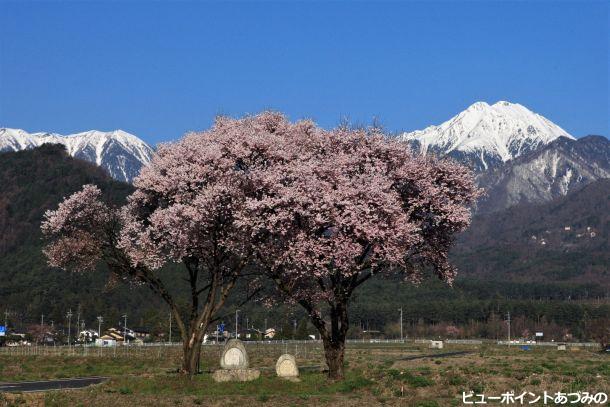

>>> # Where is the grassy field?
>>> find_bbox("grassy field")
[0,342,607,406]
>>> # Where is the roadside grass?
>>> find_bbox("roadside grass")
[99,369,373,398]
[0,354,171,381]
[0,343,606,406]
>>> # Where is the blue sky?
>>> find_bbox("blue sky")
[1,1,608,145]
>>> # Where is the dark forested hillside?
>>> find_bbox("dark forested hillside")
[453,179,610,287]
[0,145,167,331]
[0,144,133,253]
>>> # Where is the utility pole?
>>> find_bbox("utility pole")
[76,304,81,339]
[506,311,511,346]
[399,307,403,342]
[169,311,172,344]
[122,314,127,345]
[97,316,103,339]
[263,318,267,340]
[66,309,73,349]
[40,314,44,345]
[235,310,240,339]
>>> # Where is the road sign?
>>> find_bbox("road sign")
[535,332,544,337]
[219,323,225,333]
[0,326,5,336]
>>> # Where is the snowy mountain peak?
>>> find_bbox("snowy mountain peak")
[466,101,491,111]
[401,101,574,171]
[0,128,153,183]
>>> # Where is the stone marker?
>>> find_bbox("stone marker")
[212,339,260,382]
[213,368,260,382]
[220,339,249,369]
[275,354,299,380]
[430,340,444,349]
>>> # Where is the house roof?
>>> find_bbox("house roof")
[100,335,116,340]
[130,327,150,333]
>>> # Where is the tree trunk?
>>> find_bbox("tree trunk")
[322,338,345,380]
[324,303,349,380]
[298,298,350,381]
[181,330,204,377]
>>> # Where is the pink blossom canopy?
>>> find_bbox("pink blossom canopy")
[238,124,480,302]
[118,112,315,271]
[41,184,112,272]
[42,111,479,301]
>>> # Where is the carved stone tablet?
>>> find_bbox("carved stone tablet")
[220,339,249,369]
[275,354,299,378]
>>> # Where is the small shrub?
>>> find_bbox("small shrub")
[471,382,485,393]
[447,374,466,386]
[256,394,270,402]
[514,372,526,380]
[387,369,401,379]
[405,374,433,388]
[338,376,373,393]
[417,366,432,375]
[388,369,433,387]
[118,387,133,395]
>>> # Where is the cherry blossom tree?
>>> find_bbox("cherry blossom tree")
[41,112,310,376]
[239,125,480,379]
[42,111,479,380]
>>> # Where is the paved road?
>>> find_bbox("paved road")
[398,350,473,361]
[0,376,108,393]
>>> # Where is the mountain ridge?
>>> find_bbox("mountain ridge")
[0,127,153,183]
[454,178,610,287]
[475,135,610,213]
[401,101,574,172]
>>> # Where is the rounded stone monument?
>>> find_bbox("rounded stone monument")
[220,339,249,369]
[213,339,259,382]
[275,354,299,381]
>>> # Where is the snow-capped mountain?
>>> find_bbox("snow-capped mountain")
[476,135,610,213]
[0,128,153,183]
[401,101,574,172]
